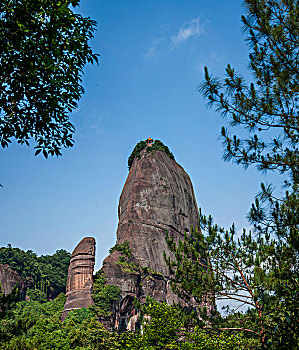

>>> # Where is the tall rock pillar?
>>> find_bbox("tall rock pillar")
[61,237,95,321]
[101,144,203,330]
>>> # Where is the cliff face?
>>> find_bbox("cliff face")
[0,264,25,299]
[61,237,95,321]
[118,149,199,274]
[101,148,200,330]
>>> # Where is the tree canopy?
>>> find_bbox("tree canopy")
[166,1,298,349]
[0,0,99,157]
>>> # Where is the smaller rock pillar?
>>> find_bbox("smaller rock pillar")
[61,237,95,321]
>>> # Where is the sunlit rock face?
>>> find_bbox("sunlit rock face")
[117,149,199,275]
[0,264,25,299]
[61,237,95,321]
[101,148,202,331]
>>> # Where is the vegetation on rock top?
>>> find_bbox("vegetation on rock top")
[128,139,175,169]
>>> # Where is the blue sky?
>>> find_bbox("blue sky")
[0,0,280,270]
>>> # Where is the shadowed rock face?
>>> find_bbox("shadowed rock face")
[0,264,25,299]
[61,237,95,321]
[101,149,202,330]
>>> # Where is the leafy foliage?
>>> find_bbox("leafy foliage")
[0,293,66,345]
[181,328,258,350]
[131,300,255,349]
[26,288,47,303]
[128,140,147,169]
[0,246,70,299]
[140,301,183,348]
[92,271,121,317]
[0,283,20,318]
[109,241,132,259]
[128,139,175,169]
[0,0,99,157]
[0,294,115,349]
[0,295,253,349]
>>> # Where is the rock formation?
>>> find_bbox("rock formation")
[101,143,209,331]
[0,264,25,299]
[61,237,95,321]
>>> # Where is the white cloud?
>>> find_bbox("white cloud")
[171,18,203,46]
[144,17,206,59]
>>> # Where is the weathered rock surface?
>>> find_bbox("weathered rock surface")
[61,237,95,321]
[101,148,206,330]
[0,264,25,299]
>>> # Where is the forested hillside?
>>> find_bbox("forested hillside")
[0,246,70,301]
[0,292,255,349]
[0,246,256,349]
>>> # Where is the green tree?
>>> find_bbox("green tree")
[0,0,99,157]
[129,300,254,350]
[140,301,183,349]
[166,1,298,349]
[0,283,20,318]
[199,0,298,183]
[166,219,298,348]
[91,271,121,318]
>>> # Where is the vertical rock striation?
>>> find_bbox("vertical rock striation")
[101,146,205,330]
[61,237,95,321]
